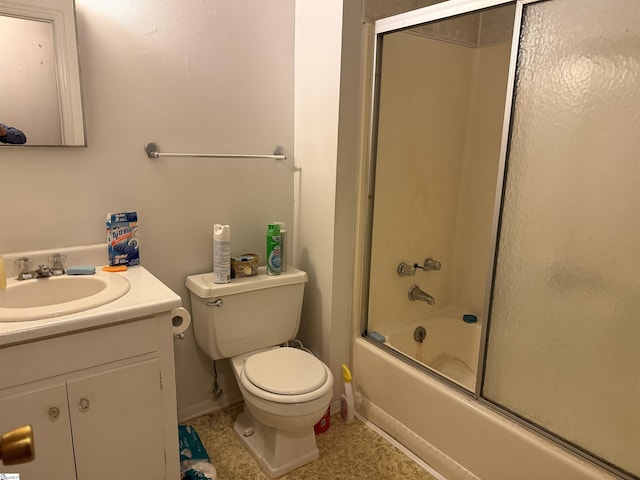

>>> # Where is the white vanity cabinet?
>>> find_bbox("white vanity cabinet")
[0,314,179,480]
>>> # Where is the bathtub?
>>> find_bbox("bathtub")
[382,316,481,390]
[353,338,617,480]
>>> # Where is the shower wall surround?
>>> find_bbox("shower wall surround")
[366,5,512,390]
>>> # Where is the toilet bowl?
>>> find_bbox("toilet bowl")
[186,266,335,477]
[232,347,333,429]
[229,347,333,477]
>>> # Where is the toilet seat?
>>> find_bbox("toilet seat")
[245,347,327,395]
[237,347,333,404]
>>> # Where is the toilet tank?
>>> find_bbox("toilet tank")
[186,266,308,360]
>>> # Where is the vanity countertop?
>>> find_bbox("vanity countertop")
[0,265,181,347]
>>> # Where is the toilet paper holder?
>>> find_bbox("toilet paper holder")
[171,307,191,340]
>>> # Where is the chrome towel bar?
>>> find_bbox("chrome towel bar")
[144,141,286,160]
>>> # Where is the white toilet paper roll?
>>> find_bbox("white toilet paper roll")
[171,307,191,338]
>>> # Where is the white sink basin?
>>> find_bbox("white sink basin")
[0,271,130,321]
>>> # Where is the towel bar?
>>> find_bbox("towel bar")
[144,141,286,160]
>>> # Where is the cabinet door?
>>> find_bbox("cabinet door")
[0,382,77,478]
[67,358,166,480]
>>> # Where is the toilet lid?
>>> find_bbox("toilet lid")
[244,348,328,395]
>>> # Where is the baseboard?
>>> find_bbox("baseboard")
[330,398,341,418]
[178,391,243,423]
[180,395,336,424]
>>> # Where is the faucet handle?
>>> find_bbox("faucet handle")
[397,262,416,276]
[15,256,33,274]
[15,257,34,280]
[417,258,441,271]
[15,256,32,273]
[48,253,66,275]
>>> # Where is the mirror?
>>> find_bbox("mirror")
[364,3,516,391]
[0,0,85,146]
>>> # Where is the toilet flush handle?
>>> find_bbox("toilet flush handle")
[207,298,223,307]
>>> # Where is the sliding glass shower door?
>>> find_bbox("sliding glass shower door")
[483,0,640,477]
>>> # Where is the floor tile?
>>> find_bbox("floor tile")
[183,403,439,480]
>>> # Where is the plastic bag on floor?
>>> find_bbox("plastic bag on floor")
[178,425,217,480]
[182,460,217,480]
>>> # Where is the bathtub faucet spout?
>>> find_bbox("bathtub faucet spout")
[408,285,435,305]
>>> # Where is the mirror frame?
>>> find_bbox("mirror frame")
[0,0,85,146]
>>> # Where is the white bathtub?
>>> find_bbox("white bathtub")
[383,316,481,390]
[353,338,617,480]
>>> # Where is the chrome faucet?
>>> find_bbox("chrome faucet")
[35,265,52,278]
[408,285,435,305]
[15,257,55,280]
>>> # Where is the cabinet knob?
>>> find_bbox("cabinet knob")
[48,406,60,420]
[79,397,90,412]
[0,424,35,464]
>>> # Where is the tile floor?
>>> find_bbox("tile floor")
[183,403,440,480]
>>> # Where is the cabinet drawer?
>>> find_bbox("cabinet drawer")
[0,315,167,389]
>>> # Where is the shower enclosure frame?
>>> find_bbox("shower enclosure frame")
[362,0,538,396]
[360,1,635,479]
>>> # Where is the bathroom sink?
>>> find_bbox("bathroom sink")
[0,271,130,321]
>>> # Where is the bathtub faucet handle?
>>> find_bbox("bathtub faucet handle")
[397,262,416,276]
[416,258,441,272]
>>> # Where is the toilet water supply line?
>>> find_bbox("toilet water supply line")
[211,361,223,398]
[210,339,313,398]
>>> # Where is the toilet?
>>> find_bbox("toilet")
[186,266,334,478]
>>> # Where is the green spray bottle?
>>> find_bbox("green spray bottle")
[266,223,281,275]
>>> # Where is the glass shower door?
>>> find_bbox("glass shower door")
[482,0,640,477]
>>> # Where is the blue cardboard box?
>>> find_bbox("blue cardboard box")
[106,211,140,266]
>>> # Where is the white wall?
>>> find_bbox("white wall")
[294,0,360,404]
[0,0,359,420]
[0,0,295,418]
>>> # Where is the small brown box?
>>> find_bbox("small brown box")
[231,253,259,278]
